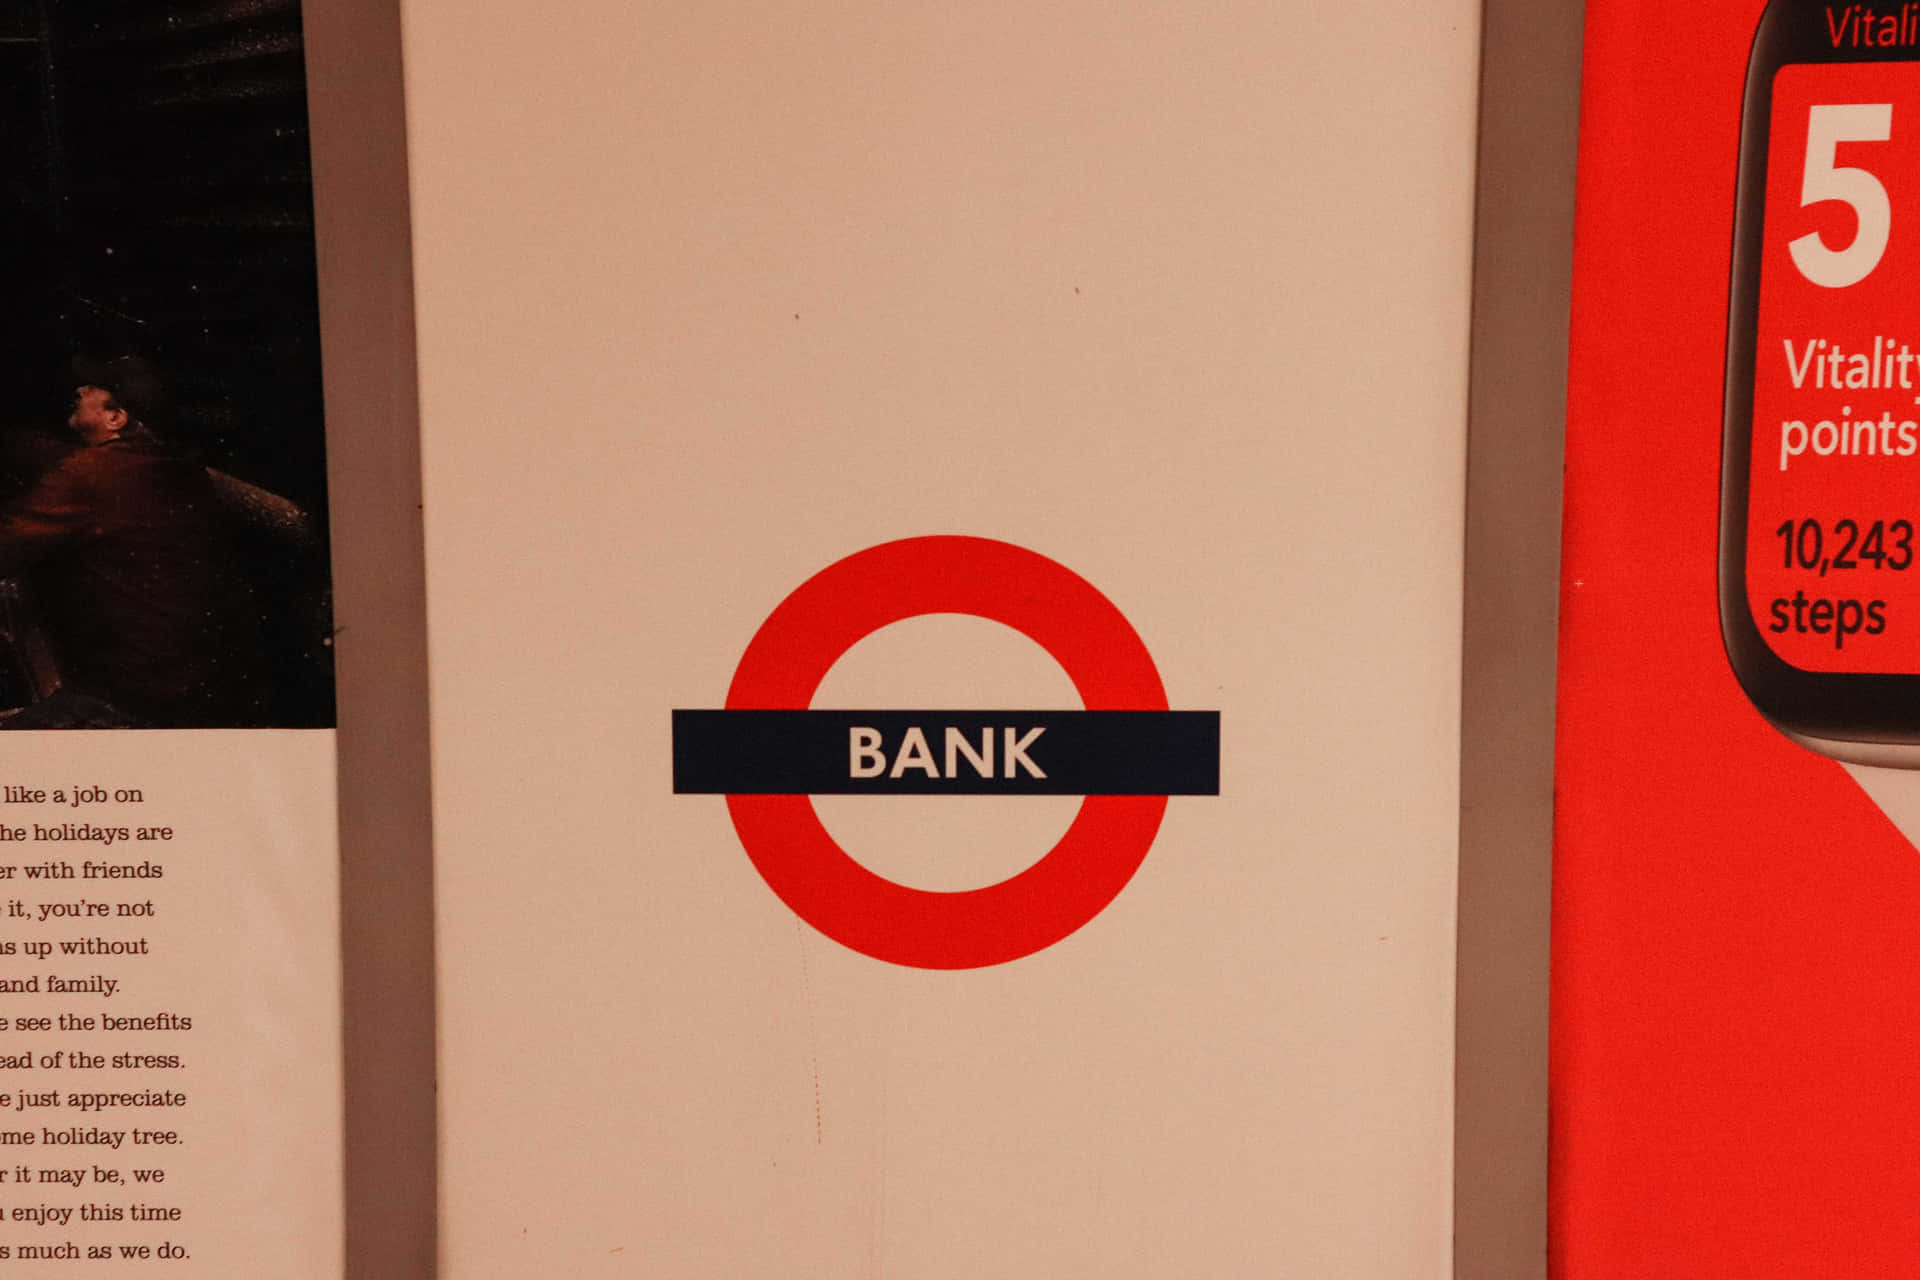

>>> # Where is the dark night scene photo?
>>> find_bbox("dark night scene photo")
[0,0,334,728]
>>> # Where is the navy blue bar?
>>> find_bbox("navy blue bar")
[672,710,1219,795]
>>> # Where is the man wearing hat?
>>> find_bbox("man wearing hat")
[0,356,270,728]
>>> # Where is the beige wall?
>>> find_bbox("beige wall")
[401,2,1481,1274]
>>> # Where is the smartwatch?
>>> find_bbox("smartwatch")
[1721,0,1920,769]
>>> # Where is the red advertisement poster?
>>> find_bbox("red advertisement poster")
[1558,0,1920,1272]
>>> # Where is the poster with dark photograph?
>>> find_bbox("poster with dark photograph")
[0,4,345,1273]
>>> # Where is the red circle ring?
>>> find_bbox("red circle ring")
[725,536,1170,969]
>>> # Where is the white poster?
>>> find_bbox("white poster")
[408,1,1480,1273]
[0,4,345,1272]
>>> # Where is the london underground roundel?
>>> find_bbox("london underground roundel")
[673,536,1221,969]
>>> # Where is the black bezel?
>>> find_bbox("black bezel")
[1720,0,1920,745]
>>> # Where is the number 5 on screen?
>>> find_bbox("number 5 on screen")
[1791,102,1892,288]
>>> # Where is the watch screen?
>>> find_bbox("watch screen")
[1749,61,1920,673]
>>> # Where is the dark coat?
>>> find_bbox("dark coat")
[0,429,271,727]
